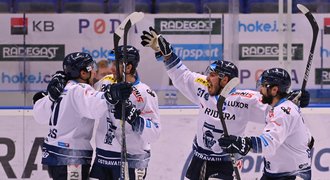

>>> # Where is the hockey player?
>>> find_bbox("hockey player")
[218,68,313,180]
[89,45,161,180]
[32,52,133,180]
[140,27,310,179]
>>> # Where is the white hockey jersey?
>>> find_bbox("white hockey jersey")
[256,99,312,177]
[93,74,160,168]
[33,80,112,165]
[163,53,268,161]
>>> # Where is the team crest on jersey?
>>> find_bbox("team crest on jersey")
[104,117,116,145]
[195,77,209,87]
[202,122,223,149]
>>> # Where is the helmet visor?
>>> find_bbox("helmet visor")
[205,64,225,79]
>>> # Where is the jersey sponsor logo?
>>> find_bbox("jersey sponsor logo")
[58,141,69,148]
[204,107,236,120]
[103,75,116,84]
[146,89,156,97]
[195,78,209,87]
[133,86,144,103]
[231,92,253,98]
[97,158,120,166]
[146,119,151,128]
[193,150,226,162]
[281,106,291,115]
[225,100,249,109]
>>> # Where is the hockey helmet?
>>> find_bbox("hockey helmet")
[258,68,291,93]
[205,60,238,80]
[114,45,140,69]
[63,52,95,79]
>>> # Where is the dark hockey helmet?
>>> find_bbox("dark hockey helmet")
[258,68,291,93]
[205,60,238,80]
[115,45,140,69]
[63,52,95,79]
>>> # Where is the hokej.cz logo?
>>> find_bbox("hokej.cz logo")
[324,18,330,34]
[239,43,303,60]
[167,44,223,61]
[0,44,65,61]
[11,17,28,35]
[154,18,221,35]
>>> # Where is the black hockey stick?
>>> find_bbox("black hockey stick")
[292,4,319,103]
[216,77,240,180]
[113,12,144,180]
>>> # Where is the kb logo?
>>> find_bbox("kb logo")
[33,20,54,32]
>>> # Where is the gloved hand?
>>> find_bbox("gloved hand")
[47,71,67,102]
[141,26,161,52]
[218,135,251,156]
[33,91,47,104]
[141,26,172,56]
[287,90,310,108]
[114,101,144,134]
[104,82,132,104]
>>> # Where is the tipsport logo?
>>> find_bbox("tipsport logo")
[0,72,51,85]
[171,44,223,61]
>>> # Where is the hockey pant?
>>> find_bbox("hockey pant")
[47,164,90,180]
[89,163,147,180]
[185,155,234,180]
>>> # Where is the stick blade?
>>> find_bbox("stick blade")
[297,4,309,14]
[115,12,145,38]
[220,77,239,98]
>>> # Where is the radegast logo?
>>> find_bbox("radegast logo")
[324,18,330,34]
[315,68,330,84]
[0,44,65,61]
[154,18,221,35]
[239,44,303,60]
[11,17,28,35]
[171,44,223,61]
[239,20,296,32]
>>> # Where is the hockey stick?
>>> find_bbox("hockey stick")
[216,77,240,180]
[113,12,144,180]
[292,4,319,103]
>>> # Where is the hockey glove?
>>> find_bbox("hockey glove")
[47,71,67,102]
[33,91,47,104]
[218,135,251,156]
[104,82,133,104]
[141,26,161,52]
[114,102,144,134]
[287,90,310,108]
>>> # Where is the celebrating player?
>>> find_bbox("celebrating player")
[140,27,310,179]
[218,68,313,180]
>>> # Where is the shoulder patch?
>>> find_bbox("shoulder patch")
[195,77,209,87]
[102,75,116,84]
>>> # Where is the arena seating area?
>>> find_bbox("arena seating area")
[0,0,328,14]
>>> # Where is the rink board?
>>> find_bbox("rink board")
[0,108,329,180]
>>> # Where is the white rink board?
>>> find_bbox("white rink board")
[0,108,329,180]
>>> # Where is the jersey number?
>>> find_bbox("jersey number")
[48,97,62,139]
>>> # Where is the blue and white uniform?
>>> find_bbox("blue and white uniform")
[33,80,112,165]
[163,53,267,164]
[91,74,160,175]
[250,99,312,179]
